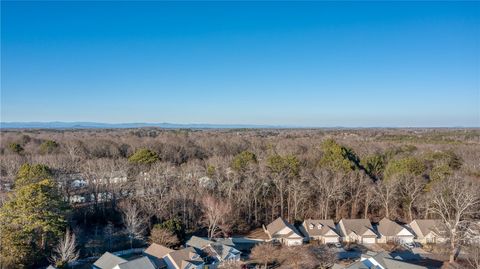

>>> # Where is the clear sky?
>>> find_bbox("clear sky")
[1,1,479,127]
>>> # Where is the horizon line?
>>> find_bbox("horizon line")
[1,121,479,129]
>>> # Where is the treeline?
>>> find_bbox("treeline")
[0,128,479,268]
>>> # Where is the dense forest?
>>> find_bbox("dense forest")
[0,128,479,268]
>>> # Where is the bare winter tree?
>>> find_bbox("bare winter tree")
[399,176,427,221]
[149,226,180,247]
[202,195,232,238]
[250,243,278,269]
[466,243,480,269]
[278,245,317,269]
[374,178,399,219]
[50,229,79,268]
[428,175,480,263]
[120,201,147,248]
[308,245,336,269]
[464,221,480,269]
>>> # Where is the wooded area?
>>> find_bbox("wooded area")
[0,128,479,268]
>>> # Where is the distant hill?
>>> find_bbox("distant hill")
[0,121,283,129]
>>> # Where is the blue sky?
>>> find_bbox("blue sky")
[1,1,479,127]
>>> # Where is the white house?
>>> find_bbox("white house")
[264,217,304,246]
[336,219,377,244]
[299,219,340,243]
[409,219,446,244]
[376,218,415,244]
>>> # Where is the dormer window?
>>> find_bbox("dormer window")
[309,224,314,229]
[317,224,323,229]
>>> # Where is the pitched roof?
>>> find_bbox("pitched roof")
[377,218,407,236]
[185,236,214,249]
[340,219,375,236]
[166,247,204,269]
[144,243,174,259]
[301,219,339,237]
[409,219,443,238]
[210,242,241,260]
[185,236,241,261]
[116,257,156,269]
[341,252,429,269]
[93,252,127,269]
[266,217,303,239]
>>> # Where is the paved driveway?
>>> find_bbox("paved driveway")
[331,246,362,260]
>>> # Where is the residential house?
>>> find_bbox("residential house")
[144,243,174,268]
[336,219,377,244]
[409,219,446,244]
[264,217,304,246]
[93,252,127,269]
[93,252,156,269]
[163,247,205,269]
[114,257,156,269]
[214,237,263,253]
[376,218,415,244]
[332,251,428,269]
[299,219,340,243]
[186,236,241,264]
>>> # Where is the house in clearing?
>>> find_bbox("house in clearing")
[299,219,340,243]
[264,217,304,246]
[409,219,446,244]
[336,219,377,244]
[376,218,415,244]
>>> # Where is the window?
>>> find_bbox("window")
[309,224,314,229]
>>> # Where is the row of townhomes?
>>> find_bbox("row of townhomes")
[92,236,242,269]
[265,217,445,246]
[87,217,445,269]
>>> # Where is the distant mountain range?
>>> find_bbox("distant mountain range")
[0,122,285,129]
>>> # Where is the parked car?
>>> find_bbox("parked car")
[403,242,415,249]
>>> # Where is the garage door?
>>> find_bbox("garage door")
[398,236,414,243]
[362,237,376,244]
[324,237,339,244]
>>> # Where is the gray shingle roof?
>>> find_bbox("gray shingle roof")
[116,257,156,269]
[185,236,241,261]
[144,243,174,259]
[93,252,127,269]
[301,219,339,237]
[377,218,405,236]
[266,217,303,239]
[185,236,214,249]
[340,219,375,236]
[341,252,429,269]
[166,247,204,269]
[409,219,443,238]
